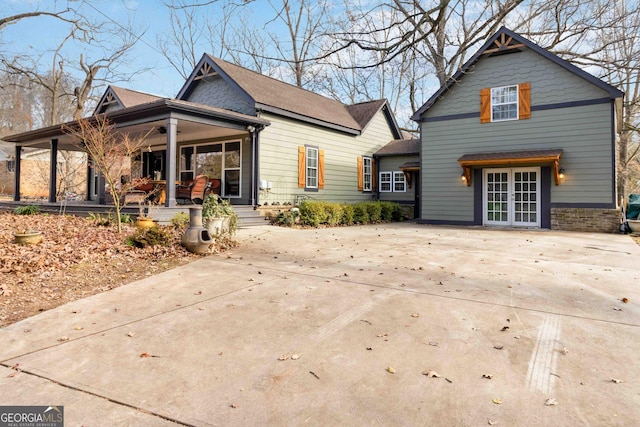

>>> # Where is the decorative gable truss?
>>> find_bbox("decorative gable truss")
[94,87,124,114]
[194,61,217,81]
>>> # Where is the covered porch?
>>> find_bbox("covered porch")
[3,99,270,208]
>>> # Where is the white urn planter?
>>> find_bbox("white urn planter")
[628,220,640,233]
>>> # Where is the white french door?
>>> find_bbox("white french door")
[484,167,540,227]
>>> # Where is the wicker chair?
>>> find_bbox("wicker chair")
[176,175,209,204]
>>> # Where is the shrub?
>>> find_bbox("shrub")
[14,205,40,215]
[352,203,369,224]
[276,209,299,226]
[126,225,171,248]
[325,203,343,226]
[341,204,354,225]
[380,202,395,222]
[299,200,325,227]
[170,212,190,228]
[392,204,404,221]
[365,201,382,223]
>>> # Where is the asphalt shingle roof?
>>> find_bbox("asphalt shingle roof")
[375,138,420,156]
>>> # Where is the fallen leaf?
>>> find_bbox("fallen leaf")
[230,403,238,408]
[291,354,300,360]
[427,341,439,347]
[482,374,493,379]
[366,347,373,351]
[621,297,629,303]
[488,420,497,426]
[562,347,569,355]
[278,354,290,361]
[422,370,441,378]
[57,336,69,342]
[411,313,420,318]
[613,307,622,311]
[545,398,559,406]
[500,326,510,331]
[387,366,395,374]
[139,352,160,358]
[611,378,623,384]
[126,331,135,337]
[492,398,503,405]
[494,345,504,350]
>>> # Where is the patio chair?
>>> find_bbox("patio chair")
[176,175,209,204]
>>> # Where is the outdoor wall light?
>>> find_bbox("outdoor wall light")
[559,168,565,179]
[461,173,467,182]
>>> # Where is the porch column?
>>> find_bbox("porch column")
[49,138,58,202]
[98,172,106,205]
[248,126,257,206]
[164,117,178,207]
[86,158,92,201]
[13,145,21,201]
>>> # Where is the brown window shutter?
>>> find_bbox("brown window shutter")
[318,150,325,189]
[480,88,491,123]
[298,146,305,188]
[371,160,376,191]
[519,82,531,119]
[357,156,363,191]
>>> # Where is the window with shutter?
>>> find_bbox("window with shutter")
[481,83,531,123]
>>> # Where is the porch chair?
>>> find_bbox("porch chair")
[176,175,209,204]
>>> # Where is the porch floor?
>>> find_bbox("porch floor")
[0,199,267,228]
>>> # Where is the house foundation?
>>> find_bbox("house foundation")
[550,207,621,233]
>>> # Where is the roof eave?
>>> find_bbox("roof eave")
[257,103,360,135]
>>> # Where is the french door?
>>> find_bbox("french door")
[484,167,540,227]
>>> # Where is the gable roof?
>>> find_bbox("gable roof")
[375,138,420,156]
[346,100,403,139]
[178,54,402,137]
[94,85,163,115]
[412,27,624,121]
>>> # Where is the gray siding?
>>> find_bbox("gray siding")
[421,103,615,222]
[258,111,395,204]
[426,49,611,119]
[377,155,418,203]
[186,76,255,116]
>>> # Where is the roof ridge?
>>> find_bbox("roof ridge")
[207,55,351,107]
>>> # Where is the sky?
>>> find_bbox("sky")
[1,0,276,99]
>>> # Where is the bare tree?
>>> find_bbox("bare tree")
[64,116,151,233]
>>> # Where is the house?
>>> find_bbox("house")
[4,55,402,210]
[374,138,421,218]
[412,27,624,232]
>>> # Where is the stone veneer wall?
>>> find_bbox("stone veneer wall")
[550,207,621,233]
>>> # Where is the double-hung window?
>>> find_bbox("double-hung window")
[379,172,392,192]
[362,157,372,191]
[306,146,318,189]
[491,85,518,121]
[379,171,406,192]
[393,172,406,192]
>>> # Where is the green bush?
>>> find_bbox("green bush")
[126,226,171,248]
[299,200,325,227]
[14,205,40,215]
[365,201,382,223]
[380,202,395,222]
[276,209,299,226]
[352,203,369,224]
[341,204,354,225]
[286,200,402,227]
[325,203,343,226]
[170,212,190,228]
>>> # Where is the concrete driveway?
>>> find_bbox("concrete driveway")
[1,223,639,426]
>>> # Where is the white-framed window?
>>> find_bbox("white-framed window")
[306,146,318,189]
[379,172,392,192]
[379,171,406,192]
[393,171,406,192]
[363,156,372,191]
[491,85,518,122]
